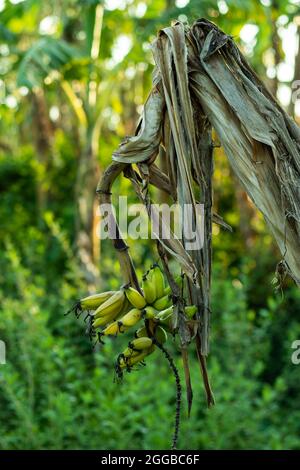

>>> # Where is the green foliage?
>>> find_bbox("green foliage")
[17,38,80,89]
[1,242,300,449]
[1,0,300,451]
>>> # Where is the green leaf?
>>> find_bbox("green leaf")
[17,38,80,89]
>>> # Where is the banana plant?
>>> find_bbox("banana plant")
[15,1,110,286]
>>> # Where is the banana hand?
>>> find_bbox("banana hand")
[93,290,125,319]
[128,337,153,351]
[79,291,116,310]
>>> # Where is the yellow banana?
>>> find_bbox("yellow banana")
[153,294,171,311]
[151,265,165,299]
[119,308,142,327]
[125,287,146,309]
[93,290,125,319]
[128,337,153,351]
[79,291,116,310]
[101,321,122,336]
[185,305,197,318]
[142,274,156,304]
[92,312,117,329]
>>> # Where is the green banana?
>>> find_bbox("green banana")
[93,290,125,319]
[143,306,159,319]
[125,287,146,309]
[153,294,172,311]
[151,265,165,299]
[101,321,121,336]
[142,274,156,304]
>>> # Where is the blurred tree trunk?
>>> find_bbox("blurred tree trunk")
[75,128,100,285]
[73,2,104,287]
[31,88,53,222]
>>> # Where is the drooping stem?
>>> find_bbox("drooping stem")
[156,340,182,450]
[96,162,141,291]
[145,320,182,450]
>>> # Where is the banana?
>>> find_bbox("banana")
[142,274,156,304]
[151,265,165,299]
[125,287,146,309]
[185,305,197,318]
[153,294,171,311]
[79,291,116,310]
[93,290,125,319]
[92,312,117,329]
[119,308,142,327]
[128,337,153,351]
[143,306,158,319]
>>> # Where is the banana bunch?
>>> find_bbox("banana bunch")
[68,264,198,375]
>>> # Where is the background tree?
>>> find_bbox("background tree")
[1,0,300,450]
